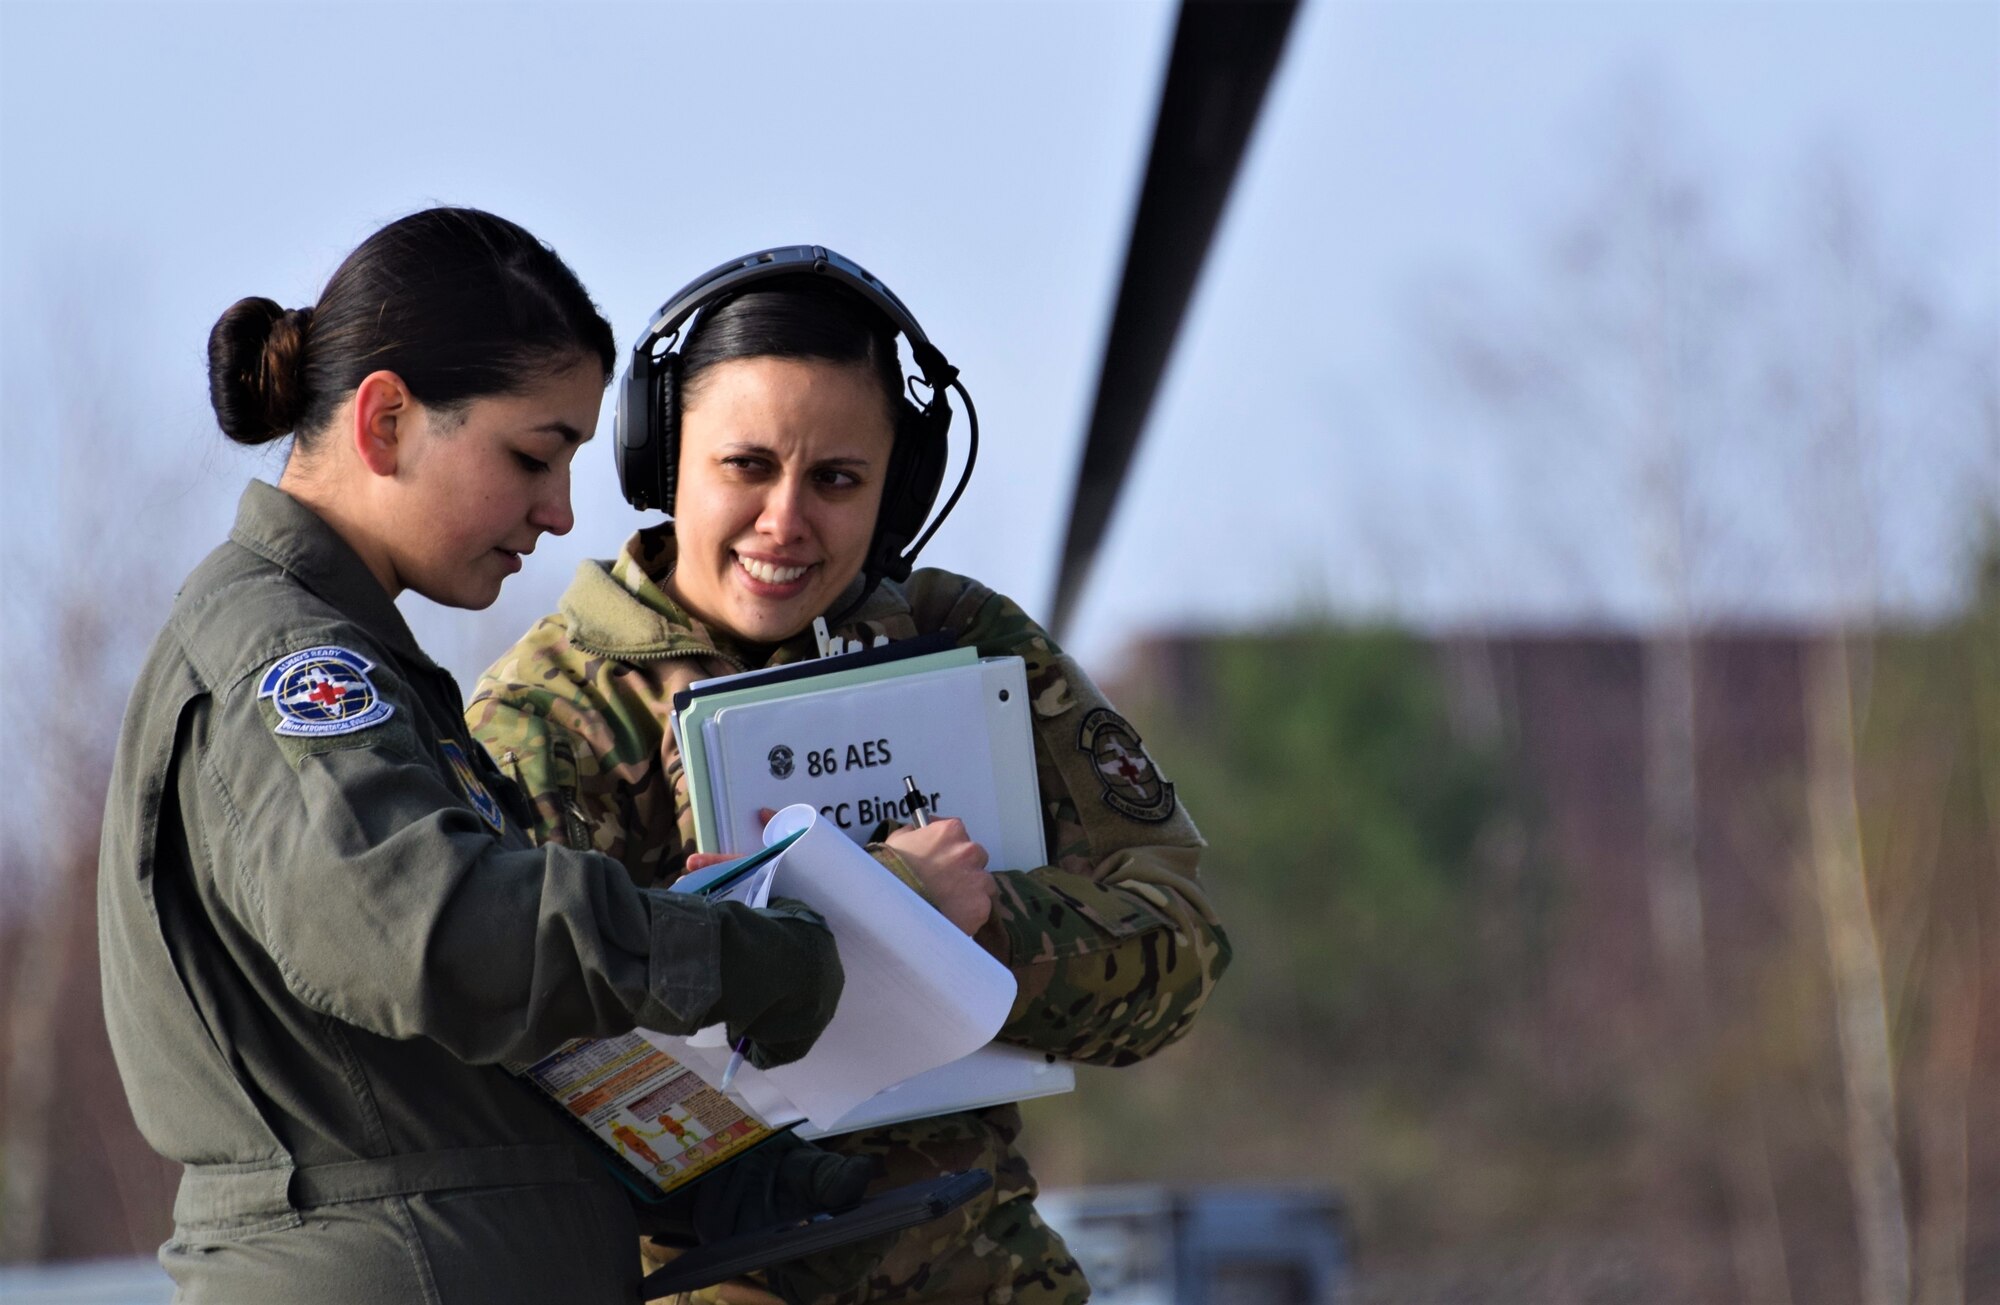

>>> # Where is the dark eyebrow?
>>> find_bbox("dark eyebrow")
[717,442,879,468]
[530,421,590,446]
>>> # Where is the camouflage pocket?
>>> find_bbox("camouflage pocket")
[1000,870,1171,962]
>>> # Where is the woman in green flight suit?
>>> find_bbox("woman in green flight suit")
[97,210,872,1304]
[468,249,1233,1305]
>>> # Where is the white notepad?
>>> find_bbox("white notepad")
[651,805,1025,1130]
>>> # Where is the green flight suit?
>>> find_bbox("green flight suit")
[97,482,789,1304]
[467,524,1234,1305]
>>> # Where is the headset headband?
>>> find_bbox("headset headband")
[636,246,956,389]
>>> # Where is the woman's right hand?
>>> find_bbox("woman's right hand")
[710,897,844,1068]
[883,818,998,937]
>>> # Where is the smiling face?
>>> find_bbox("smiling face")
[666,355,895,645]
[388,356,605,609]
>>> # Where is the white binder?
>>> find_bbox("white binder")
[701,658,1047,871]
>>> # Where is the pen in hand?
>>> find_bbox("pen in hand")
[902,775,933,828]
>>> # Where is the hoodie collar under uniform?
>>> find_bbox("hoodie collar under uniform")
[558,523,906,669]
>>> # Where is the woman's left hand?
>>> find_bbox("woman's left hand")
[683,808,790,875]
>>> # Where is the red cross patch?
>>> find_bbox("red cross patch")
[1075,708,1176,824]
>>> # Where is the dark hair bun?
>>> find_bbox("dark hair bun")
[207,296,313,446]
[201,209,612,450]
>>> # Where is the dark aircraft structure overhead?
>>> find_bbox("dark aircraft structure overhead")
[1049,0,1301,639]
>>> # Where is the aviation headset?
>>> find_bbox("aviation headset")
[615,245,979,592]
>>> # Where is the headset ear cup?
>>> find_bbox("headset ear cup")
[615,352,651,510]
[656,352,682,517]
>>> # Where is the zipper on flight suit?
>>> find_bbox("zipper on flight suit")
[548,736,593,849]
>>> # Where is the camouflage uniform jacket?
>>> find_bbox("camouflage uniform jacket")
[468,525,1232,1305]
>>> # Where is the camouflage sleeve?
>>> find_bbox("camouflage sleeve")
[922,576,1233,1067]
[465,616,682,888]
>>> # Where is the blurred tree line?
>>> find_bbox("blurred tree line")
[1022,554,2000,1305]
[1024,89,1992,1305]
[1022,88,1998,1305]
[1151,629,1525,1073]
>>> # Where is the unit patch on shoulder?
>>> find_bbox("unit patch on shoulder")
[1076,707,1176,824]
[259,646,395,738]
[439,739,508,834]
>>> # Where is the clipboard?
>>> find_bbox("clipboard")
[639,1169,994,1297]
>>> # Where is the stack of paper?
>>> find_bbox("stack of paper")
[651,805,1020,1129]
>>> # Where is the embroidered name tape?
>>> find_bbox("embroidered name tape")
[259,646,395,738]
[439,739,507,834]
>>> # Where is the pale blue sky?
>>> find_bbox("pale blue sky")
[2,0,1994,702]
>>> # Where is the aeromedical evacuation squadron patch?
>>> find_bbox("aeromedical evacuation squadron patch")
[259,646,396,738]
[1076,706,1177,823]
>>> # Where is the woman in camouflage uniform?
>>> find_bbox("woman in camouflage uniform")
[468,257,1234,1305]
[98,211,872,1304]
